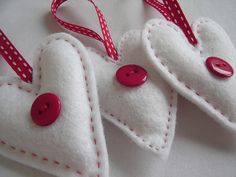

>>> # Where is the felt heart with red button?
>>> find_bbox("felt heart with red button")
[87,30,178,157]
[0,33,108,177]
[143,18,236,130]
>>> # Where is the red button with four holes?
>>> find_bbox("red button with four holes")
[31,93,61,126]
[206,57,234,78]
[116,64,148,87]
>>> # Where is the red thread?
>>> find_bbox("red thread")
[31,153,38,157]
[76,171,82,175]
[103,88,175,152]
[0,138,84,175]
[162,89,174,149]
[97,162,101,168]
[20,150,26,154]
[65,165,71,169]
[10,146,16,150]
[43,157,49,161]
[94,138,97,145]
[0,37,105,176]
[91,126,95,132]
[0,83,38,95]
[88,46,175,152]
[146,22,231,122]
[73,43,101,176]
[54,161,60,165]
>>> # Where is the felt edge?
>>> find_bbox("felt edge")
[117,30,141,64]
[142,18,236,131]
[88,31,178,157]
[100,92,177,159]
[0,32,109,177]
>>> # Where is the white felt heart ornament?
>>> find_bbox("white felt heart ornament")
[0,33,108,177]
[87,30,178,157]
[143,18,236,130]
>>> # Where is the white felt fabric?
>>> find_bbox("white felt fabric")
[1,1,236,177]
[143,18,236,130]
[0,33,108,177]
[87,30,177,157]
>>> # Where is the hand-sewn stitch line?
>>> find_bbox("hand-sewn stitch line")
[117,30,141,65]
[145,20,232,122]
[0,37,104,177]
[0,81,38,95]
[86,46,175,152]
[192,18,211,57]
[0,139,83,175]
[101,88,175,152]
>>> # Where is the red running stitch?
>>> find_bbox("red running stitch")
[147,21,231,121]
[103,88,175,152]
[0,138,83,175]
[65,39,101,176]
[87,45,176,152]
[0,37,105,176]
[0,82,37,95]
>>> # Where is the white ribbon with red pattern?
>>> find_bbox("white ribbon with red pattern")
[0,0,198,84]
[145,0,198,45]
[51,0,118,60]
[0,30,32,83]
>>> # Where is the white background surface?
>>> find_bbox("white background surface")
[1,0,236,177]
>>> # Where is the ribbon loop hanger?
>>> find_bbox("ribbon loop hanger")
[51,0,118,60]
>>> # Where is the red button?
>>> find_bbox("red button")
[206,57,234,78]
[31,93,61,126]
[116,64,148,87]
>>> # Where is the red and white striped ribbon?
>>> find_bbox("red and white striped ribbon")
[144,0,172,21]
[145,0,198,46]
[0,29,32,83]
[0,0,198,83]
[51,0,118,60]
